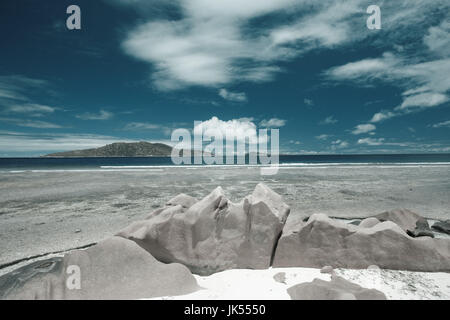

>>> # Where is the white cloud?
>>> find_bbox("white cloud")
[124,122,162,130]
[194,116,262,144]
[0,117,63,129]
[0,75,55,107]
[424,21,450,57]
[218,89,247,102]
[432,120,450,128]
[370,111,396,123]
[303,98,314,106]
[316,134,330,140]
[331,139,349,149]
[327,52,450,123]
[319,116,338,125]
[76,110,114,120]
[358,137,385,146]
[352,123,376,135]
[396,92,449,111]
[3,103,57,117]
[259,118,286,128]
[120,0,449,91]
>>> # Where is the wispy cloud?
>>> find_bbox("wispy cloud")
[3,103,57,117]
[0,117,63,129]
[0,75,53,103]
[218,89,247,102]
[357,137,385,146]
[431,120,450,128]
[319,116,337,125]
[303,98,314,106]
[316,134,331,140]
[326,52,450,123]
[76,110,114,121]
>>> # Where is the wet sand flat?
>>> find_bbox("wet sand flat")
[1,165,449,267]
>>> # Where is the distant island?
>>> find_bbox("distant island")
[43,142,174,157]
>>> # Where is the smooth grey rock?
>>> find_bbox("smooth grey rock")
[407,218,434,238]
[375,209,424,232]
[432,220,450,235]
[287,276,386,300]
[273,272,286,284]
[273,213,450,272]
[359,217,380,228]
[320,266,334,274]
[367,265,381,271]
[166,193,197,209]
[117,183,290,275]
[0,237,198,300]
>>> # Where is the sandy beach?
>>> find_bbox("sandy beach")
[1,164,450,269]
[151,267,450,300]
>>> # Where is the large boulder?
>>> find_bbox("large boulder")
[287,276,386,300]
[117,183,290,275]
[374,209,424,233]
[0,237,198,300]
[273,214,450,272]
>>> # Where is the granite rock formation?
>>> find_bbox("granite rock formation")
[117,183,290,275]
[0,237,198,300]
[273,213,450,272]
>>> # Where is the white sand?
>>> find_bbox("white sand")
[151,267,450,300]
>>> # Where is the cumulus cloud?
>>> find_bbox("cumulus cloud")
[194,116,263,144]
[259,118,287,128]
[218,89,247,102]
[352,123,376,135]
[76,110,114,120]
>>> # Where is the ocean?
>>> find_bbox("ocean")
[1,154,450,171]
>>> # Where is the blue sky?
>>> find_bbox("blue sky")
[0,0,449,156]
